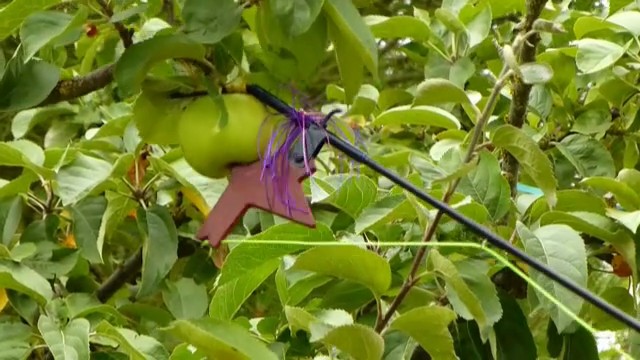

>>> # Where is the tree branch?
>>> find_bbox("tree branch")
[96,247,142,303]
[501,0,547,197]
[96,0,133,48]
[38,64,115,107]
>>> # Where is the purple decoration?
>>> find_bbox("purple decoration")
[255,87,367,216]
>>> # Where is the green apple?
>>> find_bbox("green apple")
[177,93,284,179]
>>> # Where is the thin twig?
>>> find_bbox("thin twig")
[162,0,175,24]
[96,0,133,48]
[96,248,143,302]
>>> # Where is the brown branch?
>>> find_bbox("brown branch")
[96,247,143,303]
[96,0,133,48]
[501,0,547,197]
[163,0,175,24]
[38,64,115,107]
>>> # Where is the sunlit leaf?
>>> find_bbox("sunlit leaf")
[293,245,391,297]
[390,305,458,360]
[515,223,588,332]
[165,318,278,360]
[374,105,461,129]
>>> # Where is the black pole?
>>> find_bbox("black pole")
[325,132,640,332]
[246,84,640,333]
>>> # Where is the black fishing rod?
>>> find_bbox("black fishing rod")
[245,84,640,333]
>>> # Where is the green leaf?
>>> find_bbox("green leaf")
[562,326,599,360]
[365,15,431,41]
[587,286,634,331]
[435,8,466,33]
[539,210,636,278]
[347,84,379,116]
[11,103,77,140]
[255,4,328,81]
[449,259,502,334]
[96,321,170,360]
[209,258,280,320]
[572,108,612,135]
[169,343,208,360]
[154,157,227,210]
[0,196,22,246]
[390,305,458,360]
[580,176,640,210]
[137,205,178,298]
[321,324,384,360]
[182,0,242,44]
[575,38,626,74]
[0,57,60,112]
[328,16,364,103]
[515,223,588,332]
[373,105,461,129]
[71,196,107,263]
[0,259,53,304]
[284,306,353,335]
[607,10,640,36]
[162,278,208,320]
[0,0,62,40]
[487,0,525,18]
[491,125,557,207]
[165,318,279,360]
[56,153,114,206]
[293,245,391,297]
[323,0,378,75]
[607,208,640,233]
[0,322,31,359]
[354,195,416,234]
[554,134,616,178]
[270,0,324,36]
[114,34,207,98]
[310,175,378,218]
[219,223,335,285]
[413,78,471,106]
[539,210,630,244]
[20,9,86,61]
[429,251,493,340]
[457,151,510,222]
[64,293,126,323]
[464,2,492,48]
[494,291,537,360]
[519,63,554,84]
[573,16,618,39]
[38,316,90,360]
[452,320,490,360]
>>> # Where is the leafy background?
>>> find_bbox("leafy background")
[0,0,640,359]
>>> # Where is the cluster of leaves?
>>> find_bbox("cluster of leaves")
[1,0,640,359]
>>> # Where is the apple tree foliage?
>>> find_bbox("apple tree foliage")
[0,0,639,359]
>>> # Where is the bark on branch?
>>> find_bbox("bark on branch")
[38,64,115,107]
[502,0,547,196]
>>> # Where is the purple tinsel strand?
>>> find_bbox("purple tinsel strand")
[257,106,329,217]
[256,89,365,217]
